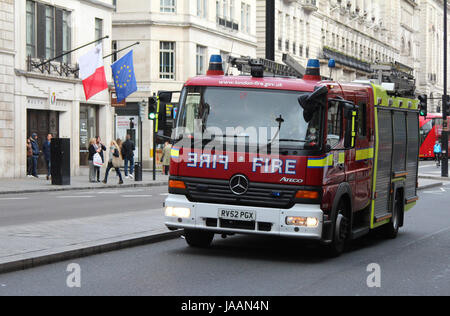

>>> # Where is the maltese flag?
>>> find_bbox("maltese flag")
[78,44,108,100]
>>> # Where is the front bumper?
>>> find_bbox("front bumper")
[164,194,324,240]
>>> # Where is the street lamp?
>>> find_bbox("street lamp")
[442,0,448,177]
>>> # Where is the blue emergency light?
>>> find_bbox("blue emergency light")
[207,55,225,76]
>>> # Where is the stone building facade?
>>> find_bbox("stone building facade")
[113,0,258,168]
[0,0,15,178]
[4,0,115,179]
[256,0,422,81]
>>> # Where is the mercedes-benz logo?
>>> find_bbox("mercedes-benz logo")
[229,174,249,196]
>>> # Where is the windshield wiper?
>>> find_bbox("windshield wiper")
[277,139,308,143]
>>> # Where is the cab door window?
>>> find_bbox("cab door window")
[327,100,343,148]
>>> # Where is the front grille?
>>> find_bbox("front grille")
[220,219,256,230]
[184,178,297,209]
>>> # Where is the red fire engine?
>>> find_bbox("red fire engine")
[164,55,424,256]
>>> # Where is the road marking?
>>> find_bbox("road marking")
[57,196,95,199]
[121,195,153,198]
[159,193,169,196]
[0,197,29,201]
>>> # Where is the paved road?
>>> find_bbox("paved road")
[1,183,449,296]
[0,186,168,227]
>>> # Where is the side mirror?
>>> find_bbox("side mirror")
[342,102,358,149]
[298,85,328,122]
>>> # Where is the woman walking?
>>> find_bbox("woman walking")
[88,138,101,183]
[161,141,172,175]
[103,140,124,185]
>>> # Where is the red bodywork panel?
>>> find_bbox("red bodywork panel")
[419,114,450,158]
[171,75,376,215]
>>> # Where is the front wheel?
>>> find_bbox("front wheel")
[324,203,350,257]
[184,230,214,248]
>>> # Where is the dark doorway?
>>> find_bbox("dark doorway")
[27,109,59,175]
[79,104,98,166]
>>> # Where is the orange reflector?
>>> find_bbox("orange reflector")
[169,180,186,189]
[295,190,319,200]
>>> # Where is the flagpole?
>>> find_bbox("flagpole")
[35,36,110,68]
[103,42,140,60]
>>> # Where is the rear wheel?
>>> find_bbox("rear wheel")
[382,192,402,239]
[325,202,350,257]
[184,230,214,248]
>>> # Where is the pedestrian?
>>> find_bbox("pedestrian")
[88,138,101,183]
[26,138,33,177]
[122,134,135,179]
[30,133,40,178]
[434,141,442,167]
[95,136,107,182]
[43,134,52,180]
[103,140,124,185]
[161,141,172,175]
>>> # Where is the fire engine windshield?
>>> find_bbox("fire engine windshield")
[175,86,322,150]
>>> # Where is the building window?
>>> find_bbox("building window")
[220,50,229,72]
[26,1,72,63]
[62,11,71,63]
[196,45,207,75]
[160,0,176,13]
[111,40,118,63]
[160,41,175,79]
[95,18,103,43]
[246,4,250,33]
[45,6,54,59]
[230,0,234,20]
[197,0,207,17]
[26,1,35,58]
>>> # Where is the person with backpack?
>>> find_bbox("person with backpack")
[434,141,442,167]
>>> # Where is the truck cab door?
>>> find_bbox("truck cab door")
[352,95,373,212]
[323,96,346,187]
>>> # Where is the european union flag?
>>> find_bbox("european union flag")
[111,50,137,102]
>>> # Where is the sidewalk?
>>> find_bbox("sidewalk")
[0,173,169,195]
[0,208,182,273]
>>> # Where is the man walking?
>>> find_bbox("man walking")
[122,134,135,179]
[434,141,442,167]
[43,134,52,180]
[30,133,40,178]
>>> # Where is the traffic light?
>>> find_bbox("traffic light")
[418,95,428,117]
[148,96,157,120]
[445,95,450,116]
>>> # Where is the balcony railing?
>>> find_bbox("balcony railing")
[27,55,79,78]
[216,16,239,31]
[301,0,318,12]
[322,46,372,73]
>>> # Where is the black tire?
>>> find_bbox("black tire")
[184,230,214,248]
[382,192,402,239]
[324,202,350,257]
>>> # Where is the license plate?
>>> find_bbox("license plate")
[218,209,256,222]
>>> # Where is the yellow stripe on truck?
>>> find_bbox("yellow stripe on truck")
[356,148,374,161]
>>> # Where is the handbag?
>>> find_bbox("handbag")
[93,153,103,167]
[112,149,121,168]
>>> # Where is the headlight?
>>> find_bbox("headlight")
[165,206,191,218]
[286,216,319,228]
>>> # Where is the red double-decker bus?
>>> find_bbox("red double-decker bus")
[420,113,450,159]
